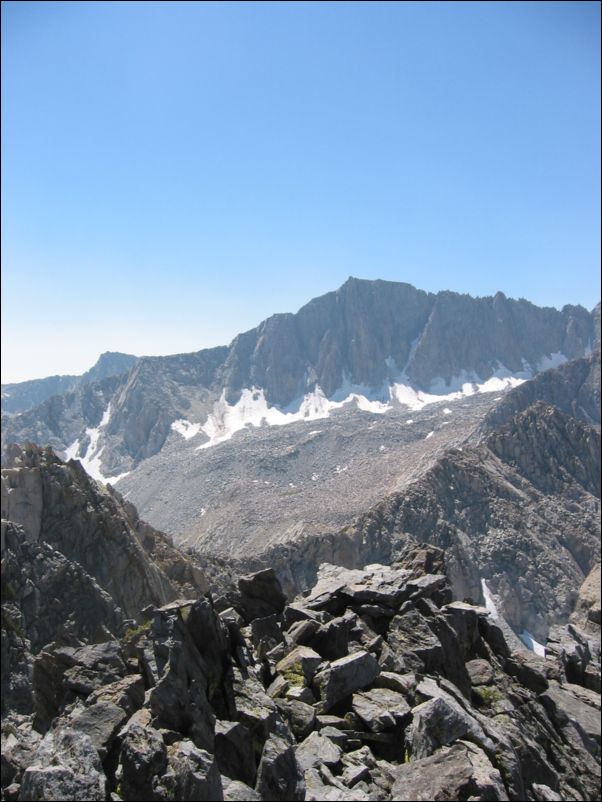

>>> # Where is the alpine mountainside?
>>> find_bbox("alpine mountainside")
[2,352,600,799]
[1,280,598,482]
[1,352,138,415]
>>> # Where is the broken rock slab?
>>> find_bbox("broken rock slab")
[313,650,380,711]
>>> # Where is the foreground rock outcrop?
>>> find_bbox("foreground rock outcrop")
[2,535,600,800]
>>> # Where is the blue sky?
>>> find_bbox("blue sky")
[1,1,600,382]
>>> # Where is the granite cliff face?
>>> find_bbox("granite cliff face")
[1,280,597,480]
[1,352,137,415]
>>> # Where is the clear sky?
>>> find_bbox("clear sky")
[1,1,600,383]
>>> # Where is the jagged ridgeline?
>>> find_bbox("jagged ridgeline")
[1,278,601,801]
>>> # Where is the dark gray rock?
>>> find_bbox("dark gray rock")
[540,683,601,758]
[276,645,323,685]
[388,605,444,673]
[307,616,352,661]
[214,720,256,787]
[287,618,321,646]
[274,698,317,740]
[406,694,494,759]
[66,700,127,758]
[250,614,284,657]
[222,778,262,801]
[160,740,223,801]
[118,722,166,801]
[238,569,287,623]
[466,659,495,686]
[254,734,305,801]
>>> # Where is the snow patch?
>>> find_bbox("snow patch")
[64,439,81,461]
[425,431,434,439]
[64,403,128,485]
[171,419,202,440]
[519,630,546,657]
[195,357,538,450]
[481,579,500,620]
[335,465,348,474]
[104,471,130,485]
[537,352,567,372]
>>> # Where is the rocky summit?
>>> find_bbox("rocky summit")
[1,279,601,801]
[1,503,600,801]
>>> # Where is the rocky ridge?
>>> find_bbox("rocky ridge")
[1,352,138,416]
[2,537,600,801]
[1,443,208,632]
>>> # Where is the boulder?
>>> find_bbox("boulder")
[85,674,145,715]
[161,740,223,801]
[276,646,323,685]
[66,700,128,758]
[313,650,380,711]
[466,659,494,686]
[308,616,352,661]
[118,722,166,801]
[20,728,106,801]
[540,683,601,758]
[232,668,290,758]
[387,605,443,673]
[295,731,342,771]
[250,614,284,657]
[254,734,305,801]
[391,741,509,801]
[406,694,494,759]
[351,688,411,732]
[374,671,417,698]
[214,720,256,787]
[274,698,317,739]
[287,618,321,646]
[238,570,286,623]
[222,778,262,801]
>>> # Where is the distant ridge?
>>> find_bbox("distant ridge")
[1,351,138,414]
